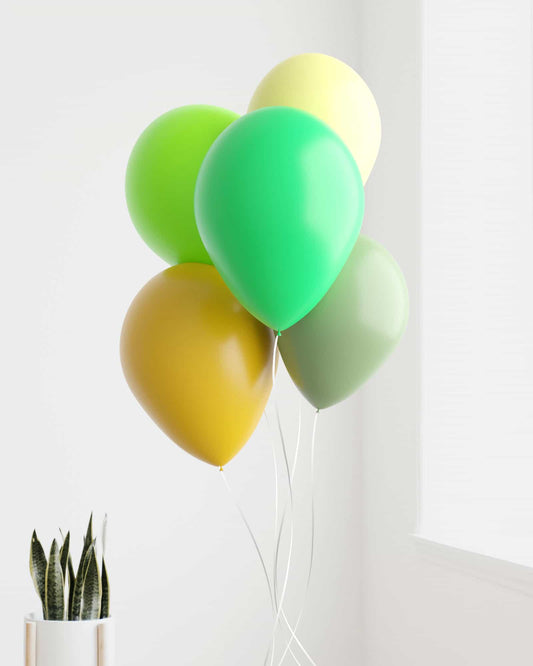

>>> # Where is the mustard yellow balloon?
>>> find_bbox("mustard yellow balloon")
[248,53,381,184]
[120,264,276,467]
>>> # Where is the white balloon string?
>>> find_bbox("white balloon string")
[220,469,275,615]
[273,510,287,612]
[272,333,279,388]
[274,528,311,664]
[269,332,281,554]
[270,402,317,666]
[272,395,300,598]
[265,410,280,562]
[269,396,300,587]
[274,397,301,603]
[268,335,299,664]
[267,336,281,664]
[265,401,303,665]
[266,411,298,664]
[268,403,296,666]
[308,410,319,589]
[291,398,302,483]
[278,410,320,666]
[221,335,311,666]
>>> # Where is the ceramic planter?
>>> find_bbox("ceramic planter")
[24,614,115,666]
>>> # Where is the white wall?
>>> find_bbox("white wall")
[9,2,530,664]
[419,0,533,566]
[358,0,533,664]
[0,1,364,664]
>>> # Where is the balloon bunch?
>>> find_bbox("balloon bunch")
[121,53,409,469]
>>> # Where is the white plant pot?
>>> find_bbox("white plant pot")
[24,614,115,666]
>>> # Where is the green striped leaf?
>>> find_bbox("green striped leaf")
[81,548,101,620]
[45,540,65,621]
[32,513,108,623]
[67,555,76,621]
[71,542,95,621]
[59,532,70,580]
[85,513,93,545]
[29,531,47,618]
[100,557,110,619]
[70,518,94,620]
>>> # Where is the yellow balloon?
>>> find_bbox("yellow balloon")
[120,264,276,467]
[248,53,381,184]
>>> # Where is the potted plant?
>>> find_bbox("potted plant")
[25,515,114,666]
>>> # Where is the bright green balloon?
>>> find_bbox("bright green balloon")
[126,105,239,265]
[279,236,409,409]
[195,107,364,331]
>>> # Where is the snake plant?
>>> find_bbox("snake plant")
[30,514,110,621]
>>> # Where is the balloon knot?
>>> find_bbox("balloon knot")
[219,466,224,472]
[277,330,282,337]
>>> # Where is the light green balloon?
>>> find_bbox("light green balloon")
[126,105,239,265]
[279,236,409,409]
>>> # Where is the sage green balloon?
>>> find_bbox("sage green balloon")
[126,105,239,265]
[279,236,409,409]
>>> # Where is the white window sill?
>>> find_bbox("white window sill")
[412,534,533,597]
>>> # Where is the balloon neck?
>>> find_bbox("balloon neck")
[276,329,282,337]
[219,466,224,472]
